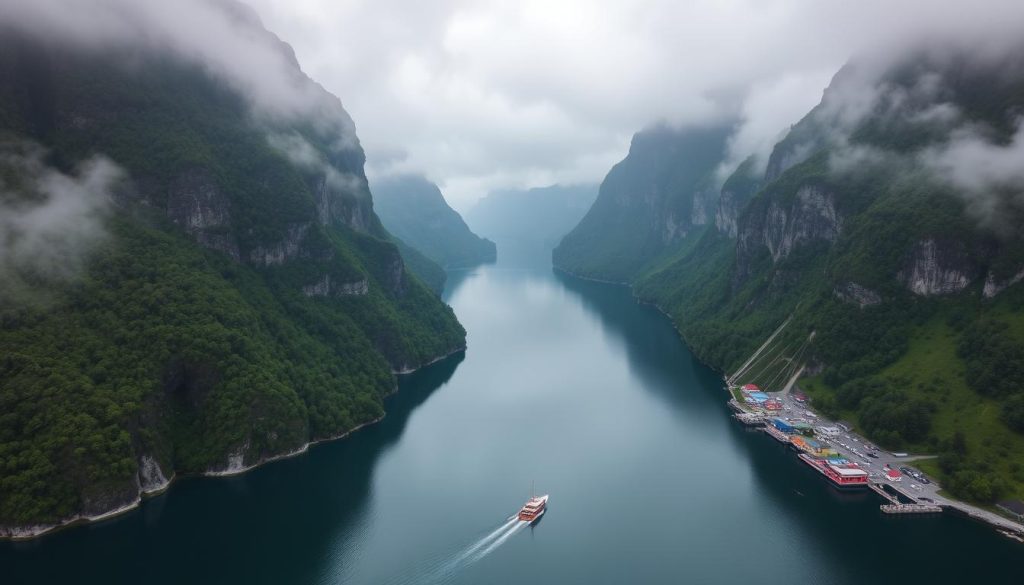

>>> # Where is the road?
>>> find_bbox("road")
[765,389,1024,535]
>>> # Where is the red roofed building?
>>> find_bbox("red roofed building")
[885,469,902,482]
[743,384,760,391]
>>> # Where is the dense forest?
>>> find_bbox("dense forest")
[0,17,464,530]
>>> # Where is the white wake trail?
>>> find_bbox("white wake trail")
[447,518,518,568]
[471,520,527,562]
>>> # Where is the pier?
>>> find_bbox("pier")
[762,425,792,444]
[868,483,899,504]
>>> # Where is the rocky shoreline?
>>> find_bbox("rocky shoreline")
[0,345,465,542]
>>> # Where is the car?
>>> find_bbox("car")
[919,477,931,485]
[866,452,878,458]
[911,484,922,490]
[920,497,933,502]
[899,466,912,474]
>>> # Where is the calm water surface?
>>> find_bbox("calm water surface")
[3,246,1022,584]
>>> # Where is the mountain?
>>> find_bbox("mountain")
[464,184,597,250]
[552,124,733,281]
[0,7,465,535]
[557,48,1024,505]
[371,174,496,276]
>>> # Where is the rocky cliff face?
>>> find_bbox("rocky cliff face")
[734,185,842,286]
[553,124,732,280]
[714,157,762,239]
[984,268,1024,298]
[897,238,981,296]
[165,168,241,260]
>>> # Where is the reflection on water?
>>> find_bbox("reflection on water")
[2,246,1022,585]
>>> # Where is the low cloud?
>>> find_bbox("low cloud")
[2,0,359,153]
[267,132,369,196]
[923,121,1024,235]
[0,142,122,304]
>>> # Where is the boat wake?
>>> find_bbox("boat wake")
[390,516,528,584]
[469,519,527,562]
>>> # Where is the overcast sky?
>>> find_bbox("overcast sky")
[240,0,1023,211]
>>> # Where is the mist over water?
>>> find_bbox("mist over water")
[1,246,1021,584]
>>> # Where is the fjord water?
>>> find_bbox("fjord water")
[3,246,1021,584]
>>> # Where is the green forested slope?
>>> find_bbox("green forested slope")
[562,51,1024,504]
[0,25,464,529]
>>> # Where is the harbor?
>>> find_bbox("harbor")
[724,319,1024,537]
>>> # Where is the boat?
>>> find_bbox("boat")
[798,453,868,489]
[518,490,549,523]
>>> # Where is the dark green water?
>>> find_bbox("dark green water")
[3,248,1022,584]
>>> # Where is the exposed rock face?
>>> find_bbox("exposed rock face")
[898,238,979,296]
[716,188,741,238]
[763,186,842,261]
[206,442,251,476]
[661,211,687,244]
[248,223,310,266]
[735,185,842,286]
[165,169,240,260]
[302,275,369,297]
[138,455,170,494]
[553,124,732,281]
[834,281,882,307]
[691,188,715,226]
[983,268,1024,298]
[311,174,373,233]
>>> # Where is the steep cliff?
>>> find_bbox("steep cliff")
[569,47,1024,504]
[553,124,732,281]
[371,174,496,276]
[0,10,465,535]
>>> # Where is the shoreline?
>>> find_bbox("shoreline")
[0,345,465,542]
[553,266,1024,540]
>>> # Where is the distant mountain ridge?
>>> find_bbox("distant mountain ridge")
[372,174,496,279]
[465,183,597,250]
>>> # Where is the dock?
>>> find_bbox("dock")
[868,483,899,504]
[762,425,792,444]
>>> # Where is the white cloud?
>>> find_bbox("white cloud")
[5,0,1024,210]
[246,0,1024,208]
[923,121,1024,234]
[0,141,121,303]
[3,0,359,150]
